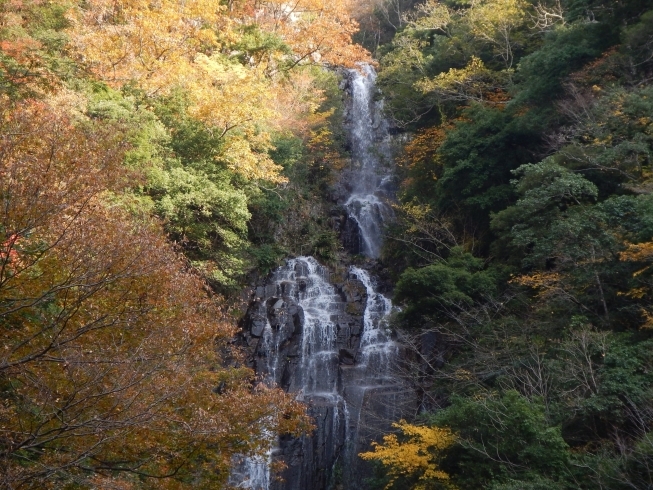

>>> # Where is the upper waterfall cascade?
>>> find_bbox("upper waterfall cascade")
[344,64,394,258]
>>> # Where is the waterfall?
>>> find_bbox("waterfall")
[279,257,344,400]
[233,257,357,489]
[233,64,412,490]
[232,454,271,490]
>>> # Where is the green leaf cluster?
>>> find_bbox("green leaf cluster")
[395,247,498,322]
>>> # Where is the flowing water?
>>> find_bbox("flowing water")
[344,64,394,258]
[233,257,349,489]
[233,65,408,490]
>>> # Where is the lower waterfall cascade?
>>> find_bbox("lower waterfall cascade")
[234,257,411,490]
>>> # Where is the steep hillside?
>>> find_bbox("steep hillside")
[363,1,653,489]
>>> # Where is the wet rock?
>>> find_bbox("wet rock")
[339,349,356,365]
[292,307,304,335]
[237,251,412,490]
[267,297,287,329]
[339,212,363,255]
[238,257,368,489]
[272,298,284,310]
[250,317,266,337]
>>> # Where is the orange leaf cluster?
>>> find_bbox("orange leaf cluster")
[400,126,448,171]
[619,241,653,264]
[510,272,563,298]
[0,100,311,488]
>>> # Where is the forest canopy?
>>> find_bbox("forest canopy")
[5,0,653,488]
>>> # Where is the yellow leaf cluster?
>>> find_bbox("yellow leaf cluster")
[468,0,529,36]
[401,202,433,222]
[511,271,561,289]
[68,0,226,90]
[360,420,456,490]
[67,0,369,184]
[620,241,653,264]
[639,308,653,330]
[405,0,452,32]
[619,241,653,280]
[618,242,653,326]
[220,134,284,182]
[399,202,436,234]
[467,0,530,68]
[406,0,530,74]
[618,287,647,299]
[415,56,493,101]
[510,272,564,299]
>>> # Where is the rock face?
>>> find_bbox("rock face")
[330,208,364,256]
[241,260,367,394]
[237,258,415,490]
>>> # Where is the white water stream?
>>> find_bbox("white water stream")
[344,64,394,258]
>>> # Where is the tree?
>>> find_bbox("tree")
[415,56,509,104]
[434,104,540,234]
[394,247,498,324]
[0,0,71,99]
[432,391,570,489]
[68,0,365,185]
[466,0,530,69]
[490,158,601,266]
[360,420,457,490]
[376,3,653,489]
[251,0,370,69]
[0,99,310,489]
[385,199,459,267]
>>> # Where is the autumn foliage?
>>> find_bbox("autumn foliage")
[0,99,311,488]
[379,0,653,488]
[66,0,370,184]
[360,420,456,490]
